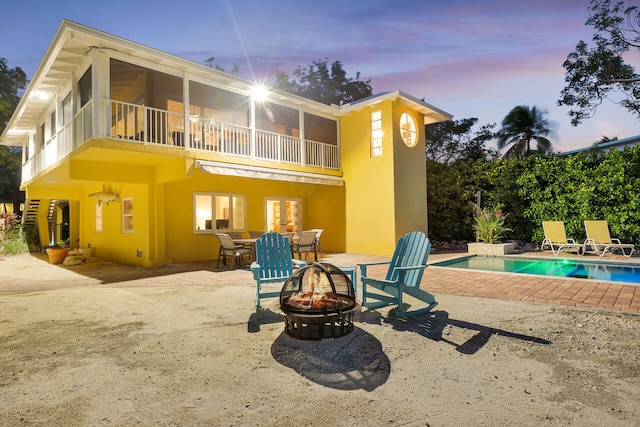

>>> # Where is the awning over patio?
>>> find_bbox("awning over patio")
[195,160,344,186]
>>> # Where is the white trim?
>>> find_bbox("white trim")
[339,90,453,125]
[121,197,134,234]
[264,197,302,234]
[195,160,344,186]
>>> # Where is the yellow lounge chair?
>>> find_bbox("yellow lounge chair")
[541,221,585,256]
[584,220,635,257]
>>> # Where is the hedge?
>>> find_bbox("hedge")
[426,146,640,246]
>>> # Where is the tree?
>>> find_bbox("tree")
[0,145,22,208]
[0,58,27,134]
[0,58,27,212]
[558,0,640,126]
[274,59,373,105]
[204,57,240,75]
[595,135,618,145]
[496,106,553,157]
[425,118,498,164]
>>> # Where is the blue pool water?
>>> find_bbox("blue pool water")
[432,256,640,284]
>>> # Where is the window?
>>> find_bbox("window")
[36,124,45,151]
[49,110,56,140]
[194,193,246,233]
[62,93,72,125]
[371,110,382,157]
[78,67,92,108]
[400,112,418,147]
[122,198,133,233]
[95,202,103,232]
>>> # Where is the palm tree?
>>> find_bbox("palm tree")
[497,105,552,157]
[594,135,618,145]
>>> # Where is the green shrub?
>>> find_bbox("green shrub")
[427,146,640,245]
[1,225,29,256]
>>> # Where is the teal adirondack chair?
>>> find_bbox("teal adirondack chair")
[358,231,437,317]
[251,232,307,309]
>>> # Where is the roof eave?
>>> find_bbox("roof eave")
[1,20,340,147]
[338,90,453,124]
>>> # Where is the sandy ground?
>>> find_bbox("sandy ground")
[0,253,639,426]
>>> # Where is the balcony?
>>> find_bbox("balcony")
[108,100,339,167]
[22,99,341,184]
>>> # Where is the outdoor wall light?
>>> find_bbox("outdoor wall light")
[7,129,30,136]
[31,90,52,101]
[251,84,270,102]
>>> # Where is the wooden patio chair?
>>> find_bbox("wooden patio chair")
[541,221,585,256]
[584,220,635,257]
[215,233,252,269]
[358,231,437,317]
[251,232,306,309]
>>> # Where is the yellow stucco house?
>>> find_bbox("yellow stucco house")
[0,20,452,267]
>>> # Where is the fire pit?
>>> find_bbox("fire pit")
[280,262,359,340]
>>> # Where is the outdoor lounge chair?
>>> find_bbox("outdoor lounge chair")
[358,231,437,317]
[541,221,585,256]
[584,220,635,257]
[251,232,307,309]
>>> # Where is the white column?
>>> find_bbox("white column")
[299,109,306,166]
[91,49,110,139]
[249,95,256,158]
[183,72,190,148]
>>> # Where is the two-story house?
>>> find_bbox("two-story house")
[0,20,452,267]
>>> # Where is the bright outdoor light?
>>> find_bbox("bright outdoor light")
[31,90,52,101]
[251,84,269,101]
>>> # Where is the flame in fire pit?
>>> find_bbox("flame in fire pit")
[285,270,352,311]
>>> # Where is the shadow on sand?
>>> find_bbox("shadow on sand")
[358,307,552,355]
[248,309,390,391]
[26,251,245,285]
[270,327,390,392]
[249,305,551,390]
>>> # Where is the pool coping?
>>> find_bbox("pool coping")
[422,251,640,315]
[429,253,640,285]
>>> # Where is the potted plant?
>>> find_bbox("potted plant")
[46,239,71,264]
[467,203,515,256]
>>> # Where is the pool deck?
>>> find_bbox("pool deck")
[0,250,638,315]
[422,250,640,315]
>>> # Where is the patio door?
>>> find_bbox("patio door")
[265,198,301,233]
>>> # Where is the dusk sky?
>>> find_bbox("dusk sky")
[3,0,640,152]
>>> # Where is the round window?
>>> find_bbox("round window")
[399,112,418,147]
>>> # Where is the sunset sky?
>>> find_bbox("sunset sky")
[3,0,640,152]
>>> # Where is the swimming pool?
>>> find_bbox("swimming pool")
[431,256,640,284]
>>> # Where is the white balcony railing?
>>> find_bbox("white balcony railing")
[75,100,93,148]
[21,100,93,182]
[306,139,339,169]
[254,130,301,164]
[191,119,251,157]
[22,98,340,182]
